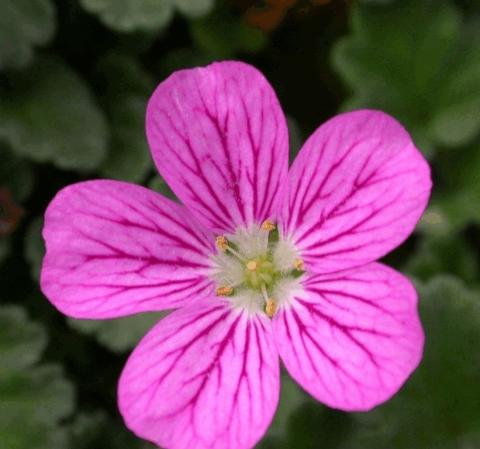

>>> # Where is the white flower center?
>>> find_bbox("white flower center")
[210,221,305,317]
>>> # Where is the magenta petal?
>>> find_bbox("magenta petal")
[281,110,431,273]
[41,180,215,319]
[146,61,289,233]
[119,299,280,449]
[273,263,424,411]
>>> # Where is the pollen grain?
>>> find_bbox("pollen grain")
[265,298,277,318]
[294,258,304,271]
[261,220,276,232]
[216,286,233,296]
[215,235,228,251]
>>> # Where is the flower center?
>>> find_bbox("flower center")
[211,220,305,318]
[244,256,277,289]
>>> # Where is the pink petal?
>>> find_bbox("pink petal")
[273,263,424,411]
[281,110,431,273]
[119,299,279,449]
[41,180,215,319]
[146,61,289,233]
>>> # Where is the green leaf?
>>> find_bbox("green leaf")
[0,58,108,171]
[101,95,152,181]
[80,0,174,32]
[341,276,480,449]
[425,142,480,230]
[69,312,165,353]
[0,144,34,201]
[191,6,266,58]
[95,55,154,182]
[257,374,354,449]
[267,374,309,440]
[0,416,67,449]
[405,233,478,282]
[0,305,74,449]
[0,306,47,371]
[284,404,353,449]
[174,0,214,18]
[0,365,74,423]
[94,54,153,98]
[256,374,308,448]
[332,0,480,153]
[69,411,156,449]
[0,365,72,449]
[0,0,55,71]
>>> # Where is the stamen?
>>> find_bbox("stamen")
[215,235,228,251]
[260,283,277,318]
[265,298,277,318]
[227,246,247,262]
[261,220,276,232]
[294,258,304,271]
[216,286,234,296]
[215,235,246,261]
[212,224,304,317]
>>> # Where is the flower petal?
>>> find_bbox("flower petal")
[146,61,289,233]
[281,110,431,273]
[273,263,424,411]
[41,180,215,319]
[119,299,279,449]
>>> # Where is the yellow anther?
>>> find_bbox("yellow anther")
[246,260,258,271]
[265,298,277,318]
[216,286,233,296]
[215,235,228,251]
[261,220,276,232]
[294,258,304,271]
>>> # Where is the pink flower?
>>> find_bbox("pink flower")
[41,61,431,449]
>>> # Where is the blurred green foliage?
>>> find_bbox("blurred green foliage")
[0,0,55,70]
[1,0,480,448]
[333,0,480,154]
[0,58,109,170]
[0,306,74,448]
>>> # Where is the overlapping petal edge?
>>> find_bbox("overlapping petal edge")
[40,61,432,449]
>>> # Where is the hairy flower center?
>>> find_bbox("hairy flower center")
[211,221,304,318]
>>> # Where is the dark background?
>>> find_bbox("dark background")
[1,0,480,448]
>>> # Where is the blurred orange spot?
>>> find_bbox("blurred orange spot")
[246,0,298,32]
[246,0,333,31]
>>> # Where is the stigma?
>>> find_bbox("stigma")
[210,223,304,318]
